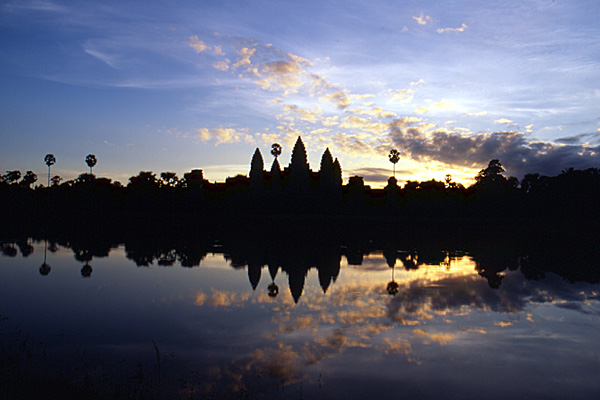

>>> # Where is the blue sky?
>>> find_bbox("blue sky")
[1,0,599,186]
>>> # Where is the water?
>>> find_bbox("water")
[1,238,599,399]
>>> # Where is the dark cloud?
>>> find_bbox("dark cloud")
[555,132,600,145]
[389,121,600,178]
[347,167,408,183]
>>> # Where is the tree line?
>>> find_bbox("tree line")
[1,137,599,234]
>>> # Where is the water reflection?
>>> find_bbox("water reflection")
[1,233,600,399]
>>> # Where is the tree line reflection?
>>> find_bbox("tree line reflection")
[2,223,599,302]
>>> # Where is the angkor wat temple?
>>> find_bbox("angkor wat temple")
[198,136,406,216]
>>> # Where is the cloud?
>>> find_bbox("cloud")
[390,116,421,128]
[462,111,488,117]
[194,290,251,307]
[413,13,434,26]
[195,128,212,142]
[432,99,455,110]
[348,106,396,119]
[347,167,405,183]
[212,60,230,71]
[247,344,304,384]
[283,104,321,122]
[333,133,373,154]
[320,91,351,109]
[339,115,390,135]
[232,47,255,68]
[387,88,414,103]
[213,45,225,56]
[437,23,468,34]
[4,0,67,13]
[218,44,314,95]
[322,116,340,127]
[555,132,600,145]
[194,127,255,145]
[494,118,514,124]
[84,47,120,69]
[388,123,600,178]
[412,329,456,345]
[188,35,209,53]
[383,337,412,355]
[252,59,309,92]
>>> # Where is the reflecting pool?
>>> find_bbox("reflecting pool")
[1,238,599,399]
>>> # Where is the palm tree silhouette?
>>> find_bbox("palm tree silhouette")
[44,154,56,187]
[388,149,400,178]
[85,154,97,174]
[271,143,282,159]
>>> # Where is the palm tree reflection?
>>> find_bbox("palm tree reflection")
[75,249,94,278]
[81,261,93,278]
[386,264,399,296]
[267,263,279,298]
[39,239,51,276]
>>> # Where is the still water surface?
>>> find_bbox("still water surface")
[1,239,599,399]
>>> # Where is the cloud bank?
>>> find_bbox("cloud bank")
[389,121,600,178]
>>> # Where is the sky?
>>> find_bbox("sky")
[1,0,599,187]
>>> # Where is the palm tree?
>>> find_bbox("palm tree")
[388,149,400,178]
[85,154,97,174]
[271,143,282,159]
[44,154,56,187]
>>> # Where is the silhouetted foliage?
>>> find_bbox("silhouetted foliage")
[50,175,62,186]
[270,143,282,159]
[44,154,56,187]
[1,170,21,184]
[85,154,97,174]
[388,149,400,178]
[0,141,598,248]
[19,171,37,188]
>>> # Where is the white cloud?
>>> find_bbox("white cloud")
[84,47,119,69]
[462,111,488,117]
[432,99,455,110]
[322,116,340,127]
[413,13,434,26]
[437,23,468,34]
[387,88,414,103]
